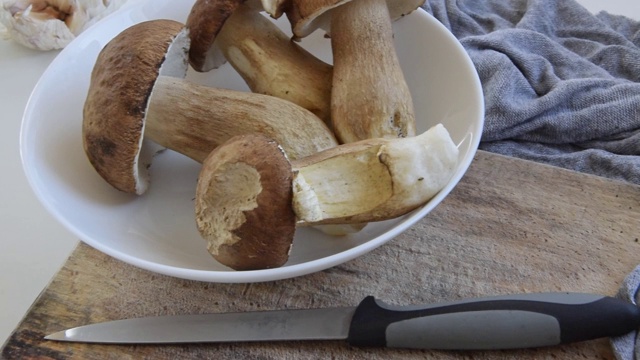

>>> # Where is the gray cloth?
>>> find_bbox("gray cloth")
[421,0,640,184]
[611,265,640,360]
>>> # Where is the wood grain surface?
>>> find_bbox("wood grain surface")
[2,151,639,359]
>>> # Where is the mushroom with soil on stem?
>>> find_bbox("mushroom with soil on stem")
[278,0,424,144]
[195,125,458,270]
[83,19,337,195]
[185,0,333,126]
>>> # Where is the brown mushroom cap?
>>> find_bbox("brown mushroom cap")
[286,0,425,38]
[186,0,265,72]
[82,19,189,194]
[185,0,243,72]
[195,133,296,271]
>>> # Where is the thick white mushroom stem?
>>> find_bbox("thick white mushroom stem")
[217,5,333,125]
[330,0,416,143]
[291,124,458,225]
[144,76,337,163]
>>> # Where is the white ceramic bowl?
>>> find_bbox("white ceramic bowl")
[20,0,484,282]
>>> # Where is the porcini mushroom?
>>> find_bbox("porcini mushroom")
[283,0,424,143]
[196,125,458,270]
[0,0,125,50]
[186,0,333,125]
[83,19,337,195]
[195,133,295,270]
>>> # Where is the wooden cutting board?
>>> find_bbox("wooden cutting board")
[2,151,639,359]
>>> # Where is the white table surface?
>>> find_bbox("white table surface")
[0,0,638,346]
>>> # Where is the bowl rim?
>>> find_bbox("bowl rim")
[19,0,485,283]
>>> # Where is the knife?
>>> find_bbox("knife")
[45,292,640,350]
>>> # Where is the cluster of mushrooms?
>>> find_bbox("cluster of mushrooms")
[82,0,460,271]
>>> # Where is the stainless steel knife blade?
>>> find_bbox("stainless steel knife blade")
[45,307,355,344]
[45,293,640,349]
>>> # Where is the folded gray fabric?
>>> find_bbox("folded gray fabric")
[611,265,640,360]
[421,0,640,184]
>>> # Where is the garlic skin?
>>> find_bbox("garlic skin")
[0,0,127,50]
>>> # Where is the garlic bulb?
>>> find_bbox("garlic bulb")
[0,0,127,50]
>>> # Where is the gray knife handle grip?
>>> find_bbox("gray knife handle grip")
[347,293,640,350]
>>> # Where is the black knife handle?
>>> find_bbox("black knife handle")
[347,293,640,350]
